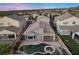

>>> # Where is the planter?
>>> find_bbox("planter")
[44,46,55,54]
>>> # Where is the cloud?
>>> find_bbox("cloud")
[0,3,56,11]
[0,3,32,11]
[0,3,79,11]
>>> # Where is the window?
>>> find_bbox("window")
[44,29,49,33]
[28,36,33,39]
[34,35,36,39]
[8,34,15,38]
[72,22,76,24]
[44,36,53,42]
[25,36,27,39]
[63,22,68,24]
[4,34,6,37]
[62,31,70,35]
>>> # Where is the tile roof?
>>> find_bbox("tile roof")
[0,26,19,33]
[59,25,79,32]
[7,14,26,21]
[24,21,54,34]
[37,15,50,21]
[6,26,19,33]
[56,13,73,21]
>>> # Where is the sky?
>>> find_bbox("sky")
[0,3,79,11]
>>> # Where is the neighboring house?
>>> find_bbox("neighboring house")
[55,13,79,39]
[32,13,39,18]
[0,14,28,45]
[23,21,55,42]
[23,14,30,21]
[37,15,50,24]
[51,12,61,18]
[0,14,26,28]
[50,12,61,26]
[0,26,19,44]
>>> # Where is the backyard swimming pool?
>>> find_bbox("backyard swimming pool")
[34,53,50,55]
[20,43,48,54]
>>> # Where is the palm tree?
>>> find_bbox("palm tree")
[0,44,12,55]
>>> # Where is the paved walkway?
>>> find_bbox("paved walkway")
[19,40,61,47]
[19,35,63,52]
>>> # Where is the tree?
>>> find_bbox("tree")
[0,44,12,55]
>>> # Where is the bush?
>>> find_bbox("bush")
[0,44,12,55]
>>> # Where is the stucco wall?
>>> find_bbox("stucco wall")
[0,30,16,34]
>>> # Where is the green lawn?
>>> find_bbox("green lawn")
[61,35,79,55]
[20,43,47,54]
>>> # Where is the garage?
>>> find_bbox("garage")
[44,36,53,42]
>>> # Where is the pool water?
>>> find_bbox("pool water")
[34,53,50,55]
[20,43,48,54]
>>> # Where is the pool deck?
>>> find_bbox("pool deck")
[18,35,72,55]
[19,34,61,48]
[19,40,61,48]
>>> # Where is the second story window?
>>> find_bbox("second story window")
[34,35,36,39]
[28,36,33,39]
[63,22,68,24]
[72,22,76,24]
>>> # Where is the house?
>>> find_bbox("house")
[37,15,50,24]
[0,26,19,44]
[23,21,55,42]
[23,14,30,21]
[55,13,79,39]
[50,12,61,26]
[51,12,61,18]
[32,13,39,18]
[0,14,26,28]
